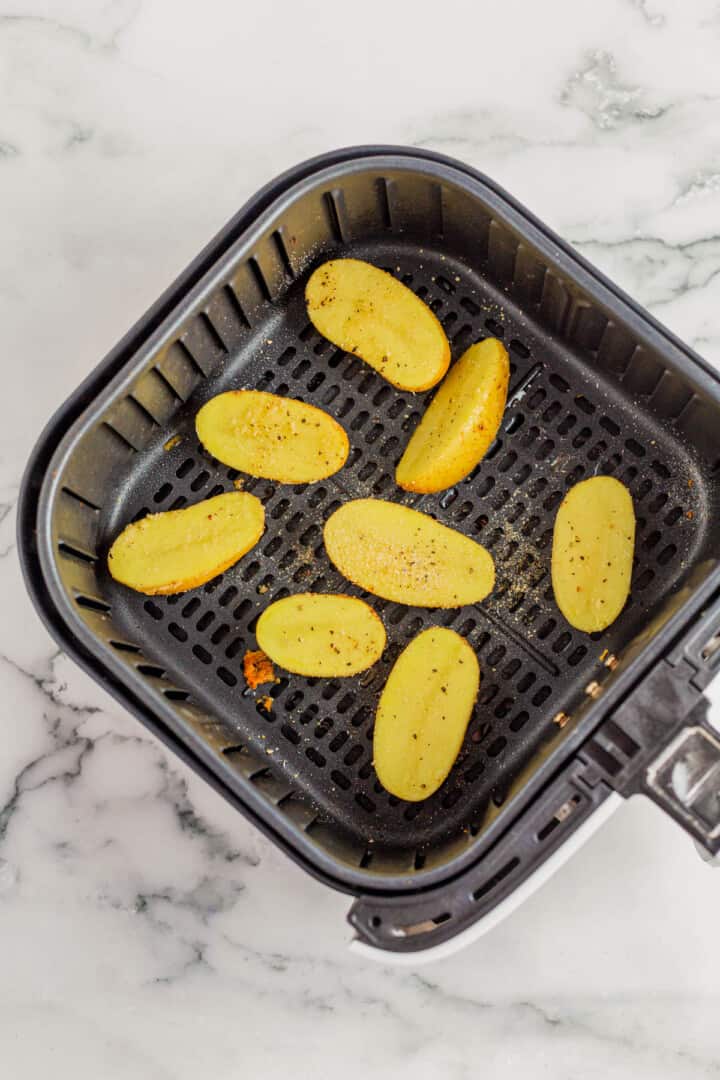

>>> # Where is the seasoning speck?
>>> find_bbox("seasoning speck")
[243,649,276,690]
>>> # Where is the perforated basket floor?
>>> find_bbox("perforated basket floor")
[96,236,705,856]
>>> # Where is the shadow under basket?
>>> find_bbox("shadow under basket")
[19,147,720,954]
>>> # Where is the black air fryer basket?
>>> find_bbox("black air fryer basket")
[19,147,720,955]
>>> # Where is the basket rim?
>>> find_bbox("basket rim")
[19,144,720,898]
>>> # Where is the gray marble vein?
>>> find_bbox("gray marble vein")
[560,50,669,130]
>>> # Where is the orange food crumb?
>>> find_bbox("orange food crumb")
[687,510,694,519]
[243,649,276,690]
[163,434,182,451]
[233,477,245,490]
[259,696,273,713]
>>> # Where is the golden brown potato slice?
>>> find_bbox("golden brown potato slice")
[305,259,450,392]
[195,390,349,483]
[256,593,386,677]
[108,491,264,595]
[374,627,480,801]
[323,498,495,607]
[552,476,635,632]
[396,338,510,493]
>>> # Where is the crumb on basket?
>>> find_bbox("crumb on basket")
[259,695,273,713]
[233,477,245,490]
[243,649,276,690]
[163,434,182,452]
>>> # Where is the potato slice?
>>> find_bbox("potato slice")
[256,593,386,677]
[108,491,264,595]
[374,627,479,801]
[396,338,510,493]
[552,476,635,632]
[324,498,495,607]
[305,259,450,392]
[195,390,349,483]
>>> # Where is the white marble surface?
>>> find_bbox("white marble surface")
[3,1,720,1076]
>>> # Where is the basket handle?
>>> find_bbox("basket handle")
[644,706,720,852]
[582,594,720,855]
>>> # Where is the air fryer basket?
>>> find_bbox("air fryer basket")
[20,147,720,953]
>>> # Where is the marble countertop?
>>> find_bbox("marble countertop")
[3,1,720,1076]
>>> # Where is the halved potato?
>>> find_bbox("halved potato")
[324,498,495,607]
[374,628,480,801]
[552,476,635,632]
[108,491,264,595]
[305,259,450,392]
[396,338,510,493]
[196,390,349,483]
[256,593,386,677]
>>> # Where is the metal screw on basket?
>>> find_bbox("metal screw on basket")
[585,681,602,700]
[553,711,570,729]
